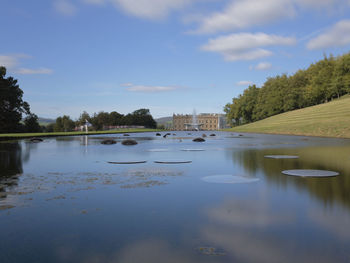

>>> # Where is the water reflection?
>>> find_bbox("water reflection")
[1,133,350,263]
[230,146,350,209]
[0,142,22,201]
[199,198,349,263]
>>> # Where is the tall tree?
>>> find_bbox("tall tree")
[0,67,30,133]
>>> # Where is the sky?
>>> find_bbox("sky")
[1,0,350,119]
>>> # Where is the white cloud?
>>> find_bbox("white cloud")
[120,82,133,87]
[0,55,19,69]
[0,54,52,75]
[236,80,253,86]
[15,68,53,75]
[104,0,192,19]
[295,0,347,8]
[54,0,77,16]
[193,0,295,34]
[126,85,181,92]
[253,62,272,70]
[307,19,350,50]
[201,32,296,61]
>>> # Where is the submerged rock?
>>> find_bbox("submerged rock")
[123,134,130,136]
[202,134,207,137]
[210,134,216,136]
[193,137,205,142]
[122,139,138,145]
[30,137,43,143]
[101,139,117,145]
[156,133,161,136]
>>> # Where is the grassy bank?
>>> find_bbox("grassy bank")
[228,95,350,138]
[0,128,159,141]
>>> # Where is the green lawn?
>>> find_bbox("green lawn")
[228,95,350,138]
[0,128,159,140]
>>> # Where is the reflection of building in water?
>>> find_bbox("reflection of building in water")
[173,113,228,130]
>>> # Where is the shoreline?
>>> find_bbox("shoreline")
[0,129,159,141]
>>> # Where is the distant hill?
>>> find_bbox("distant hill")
[229,95,350,138]
[38,117,55,125]
[155,116,172,129]
[155,116,172,124]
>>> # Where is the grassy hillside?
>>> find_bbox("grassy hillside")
[229,95,350,138]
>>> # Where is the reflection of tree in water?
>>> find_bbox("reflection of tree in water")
[230,146,350,209]
[0,142,23,200]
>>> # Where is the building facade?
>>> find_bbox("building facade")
[172,113,227,130]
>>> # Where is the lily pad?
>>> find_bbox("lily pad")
[282,169,339,177]
[202,174,259,184]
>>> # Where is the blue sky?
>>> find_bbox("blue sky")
[1,0,350,119]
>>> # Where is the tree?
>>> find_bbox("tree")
[54,115,75,132]
[24,113,41,133]
[77,111,91,126]
[129,108,157,128]
[110,111,124,126]
[0,66,30,133]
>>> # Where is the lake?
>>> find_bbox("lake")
[1,131,350,263]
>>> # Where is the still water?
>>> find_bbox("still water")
[1,132,350,263]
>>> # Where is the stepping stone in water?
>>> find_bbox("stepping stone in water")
[193,137,205,142]
[101,139,117,145]
[282,169,339,177]
[30,138,43,143]
[108,161,147,164]
[154,160,192,164]
[122,139,137,145]
[181,149,205,151]
[264,155,299,159]
[147,149,170,152]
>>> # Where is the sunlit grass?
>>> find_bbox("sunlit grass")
[227,95,350,138]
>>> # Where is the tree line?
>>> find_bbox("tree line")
[50,109,157,132]
[0,66,157,133]
[224,52,350,126]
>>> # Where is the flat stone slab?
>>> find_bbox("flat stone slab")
[202,175,260,184]
[154,160,192,164]
[181,149,205,151]
[108,161,147,164]
[264,155,299,159]
[147,149,170,152]
[282,169,339,177]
